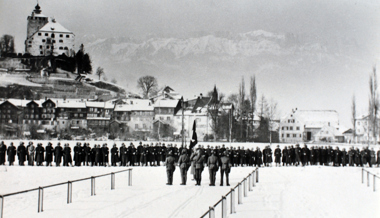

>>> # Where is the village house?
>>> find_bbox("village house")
[279,109,340,143]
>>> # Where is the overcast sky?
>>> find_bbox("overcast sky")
[1,0,380,127]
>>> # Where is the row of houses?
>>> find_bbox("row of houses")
[0,87,233,141]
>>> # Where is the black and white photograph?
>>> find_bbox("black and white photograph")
[0,0,379,217]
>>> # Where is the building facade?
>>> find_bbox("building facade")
[25,4,75,57]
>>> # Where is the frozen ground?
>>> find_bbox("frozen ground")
[0,165,379,218]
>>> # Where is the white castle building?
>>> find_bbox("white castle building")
[25,4,75,57]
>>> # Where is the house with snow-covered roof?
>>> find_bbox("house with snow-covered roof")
[25,4,75,57]
[279,108,339,143]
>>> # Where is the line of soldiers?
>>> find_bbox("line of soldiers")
[1,141,380,169]
[276,145,380,167]
[165,147,232,186]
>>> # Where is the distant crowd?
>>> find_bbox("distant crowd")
[0,141,379,168]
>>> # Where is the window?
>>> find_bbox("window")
[281,127,284,130]
[160,117,164,120]
[167,117,171,121]
[40,51,43,55]
[28,45,32,47]
[296,127,300,130]
[286,134,290,138]
[64,47,68,50]
[293,134,297,138]
[46,46,49,49]
[281,134,284,138]
[59,47,63,50]
[60,34,63,37]
[42,39,45,42]
[52,40,56,43]
[289,127,293,130]
[80,114,83,117]
[45,33,48,36]
[40,45,43,49]
[38,33,41,36]
[66,35,70,38]
[78,108,81,112]
[51,33,55,38]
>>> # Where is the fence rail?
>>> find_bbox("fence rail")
[200,167,259,218]
[0,168,132,218]
[361,168,379,192]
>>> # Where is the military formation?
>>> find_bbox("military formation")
[1,141,380,186]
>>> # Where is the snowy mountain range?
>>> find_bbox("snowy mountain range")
[77,30,366,100]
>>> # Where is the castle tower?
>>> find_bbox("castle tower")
[25,4,75,57]
[26,4,48,39]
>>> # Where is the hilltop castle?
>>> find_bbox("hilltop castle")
[25,4,75,57]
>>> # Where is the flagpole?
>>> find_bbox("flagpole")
[229,107,232,146]
[181,97,184,147]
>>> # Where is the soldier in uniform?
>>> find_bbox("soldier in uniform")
[35,143,45,166]
[341,148,347,167]
[377,148,380,167]
[0,141,7,165]
[220,151,231,186]
[282,146,288,166]
[63,144,72,167]
[102,144,109,167]
[348,147,355,166]
[7,142,16,166]
[274,145,281,167]
[28,142,36,166]
[54,142,63,166]
[140,144,147,166]
[45,142,53,166]
[120,143,128,166]
[137,142,143,166]
[193,148,206,186]
[111,144,119,166]
[207,150,219,186]
[165,151,176,185]
[354,148,361,166]
[302,144,309,166]
[84,143,92,166]
[256,147,262,167]
[17,142,27,166]
[178,149,190,185]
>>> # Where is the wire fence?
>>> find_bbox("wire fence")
[0,168,133,218]
[200,167,259,218]
[361,168,379,192]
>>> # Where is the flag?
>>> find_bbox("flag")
[189,120,197,150]
[174,96,183,115]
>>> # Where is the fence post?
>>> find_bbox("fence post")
[367,172,370,187]
[374,175,376,192]
[38,187,44,213]
[362,168,364,184]
[230,189,235,214]
[91,177,95,196]
[221,196,227,218]
[238,183,242,204]
[248,175,252,191]
[0,195,3,218]
[244,179,247,197]
[67,181,72,204]
[209,206,215,218]
[253,171,256,187]
[256,168,259,183]
[111,173,115,190]
[128,169,132,186]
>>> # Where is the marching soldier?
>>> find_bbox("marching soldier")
[178,149,190,185]
[165,151,176,185]
[193,148,206,186]
[207,150,219,186]
[220,151,231,186]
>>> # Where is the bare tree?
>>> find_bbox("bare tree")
[239,76,245,139]
[96,67,105,80]
[369,66,379,144]
[267,99,278,144]
[352,94,356,143]
[0,34,15,57]
[208,85,220,141]
[249,75,257,137]
[137,75,158,99]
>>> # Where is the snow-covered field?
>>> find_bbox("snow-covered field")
[0,165,379,218]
